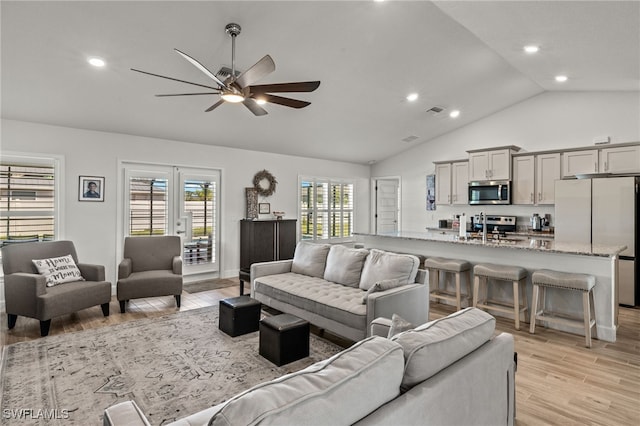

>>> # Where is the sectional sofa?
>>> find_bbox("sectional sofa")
[250,242,429,341]
[104,307,516,426]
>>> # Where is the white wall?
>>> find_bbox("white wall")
[371,91,640,231]
[0,119,371,297]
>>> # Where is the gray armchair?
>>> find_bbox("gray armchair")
[117,236,183,313]
[1,240,111,336]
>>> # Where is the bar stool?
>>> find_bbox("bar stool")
[529,269,596,348]
[473,263,528,330]
[425,257,471,311]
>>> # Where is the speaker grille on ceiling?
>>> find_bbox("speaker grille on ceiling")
[216,66,241,80]
[427,106,445,115]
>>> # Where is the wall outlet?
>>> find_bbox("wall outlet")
[593,136,610,145]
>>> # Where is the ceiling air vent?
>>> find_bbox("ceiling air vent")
[402,135,419,143]
[427,106,445,116]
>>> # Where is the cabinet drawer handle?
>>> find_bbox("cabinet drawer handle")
[538,192,542,202]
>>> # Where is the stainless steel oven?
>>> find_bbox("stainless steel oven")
[468,180,511,205]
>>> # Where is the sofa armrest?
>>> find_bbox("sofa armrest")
[77,263,105,282]
[250,260,293,281]
[370,317,393,337]
[172,256,182,275]
[103,400,151,426]
[118,258,132,279]
[365,282,429,336]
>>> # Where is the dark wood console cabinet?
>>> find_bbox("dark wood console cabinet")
[239,219,297,295]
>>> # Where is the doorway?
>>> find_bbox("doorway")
[374,178,400,234]
[120,162,221,279]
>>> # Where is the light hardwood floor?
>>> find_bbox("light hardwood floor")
[2,281,639,425]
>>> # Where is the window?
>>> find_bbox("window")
[128,177,168,235]
[0,163,55,243]
[300,178,354,241]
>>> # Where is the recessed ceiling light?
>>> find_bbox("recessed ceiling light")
[406,93,419,102]
[88,57,105,67]
[449,110,461,118]
[524,45,539,54]
[555,75,568,82]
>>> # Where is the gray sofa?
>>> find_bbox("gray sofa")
[104,307,516,426]
[250,242,429,341]
[2,240,111,336]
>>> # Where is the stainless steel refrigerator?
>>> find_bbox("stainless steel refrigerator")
[555,176,637,306]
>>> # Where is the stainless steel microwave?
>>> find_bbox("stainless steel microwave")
[468,180,511,205]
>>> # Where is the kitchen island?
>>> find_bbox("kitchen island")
[354,231,626,342]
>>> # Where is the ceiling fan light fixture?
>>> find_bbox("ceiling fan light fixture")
[221,92,245,103]
[255,98,267,105]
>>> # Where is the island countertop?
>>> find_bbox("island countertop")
[354,231,626,257]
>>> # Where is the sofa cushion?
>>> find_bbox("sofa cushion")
[323,245,369,287]
[291,242,331,278]
[32,254,85,287]
[359,249,420,291]
[208,336,404,426]
[391,307,495,392]
[254,273,367,330]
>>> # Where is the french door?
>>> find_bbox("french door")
[122,163,220,277]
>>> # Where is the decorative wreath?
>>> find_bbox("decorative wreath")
[253,169,277,197]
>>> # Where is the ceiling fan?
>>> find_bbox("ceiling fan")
[131,23,320,116]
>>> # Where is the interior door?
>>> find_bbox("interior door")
[375,178,399,234]
[123,163,220,278]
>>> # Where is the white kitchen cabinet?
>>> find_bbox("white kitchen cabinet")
[468,148,512,181]
[536,153,561,204]
[435,163,452,205]
[599,145,640,174]
[562,149,598,178]
[451,161,469,205]
[512,153,560,205]
[512,155,535,204]
[435,161,468,205]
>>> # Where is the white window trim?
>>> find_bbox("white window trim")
[298,175,356,243]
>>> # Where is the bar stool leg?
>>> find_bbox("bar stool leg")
[520,279,529,323]
[590,290,597,341]
[455,272,462,311]
[530,284,539,334]
[465,270,472,308]
[512,280,520,331]
[473,275,481,308]
[583,291,592,348]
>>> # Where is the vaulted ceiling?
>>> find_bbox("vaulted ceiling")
[2,1,638,164]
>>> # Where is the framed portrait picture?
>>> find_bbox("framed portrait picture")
[79,176,104,202]
[258,202,271,214]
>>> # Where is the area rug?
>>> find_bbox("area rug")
[183,278,237,293]
[0,307,343,425]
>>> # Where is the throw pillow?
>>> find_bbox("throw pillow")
[291,242,331,278]
[387,313,415,338]
[359,249,420,291]
[361,278,403,304]
[32,254,85,287]
[324,245,369,287]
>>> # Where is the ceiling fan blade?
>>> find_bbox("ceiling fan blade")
[234,55,276,89]
[174,48,227,88]
[242,98,268,116]
[205,99,225,112]
[258,94,311,109]
[131,68,219,90]
[249,81,321,94]
[155,92,220,97]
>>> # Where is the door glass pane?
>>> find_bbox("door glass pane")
[183,179,216,265]
[129,177,168,235]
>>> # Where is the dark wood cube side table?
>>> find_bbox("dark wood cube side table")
[259,314,310,366]
[219,296,261,337]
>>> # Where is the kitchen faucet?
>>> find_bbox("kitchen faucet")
[481,212,487,243]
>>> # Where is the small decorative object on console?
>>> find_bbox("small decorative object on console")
[273,211,285,220]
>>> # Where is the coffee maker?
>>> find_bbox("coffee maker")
[530,214,549,231]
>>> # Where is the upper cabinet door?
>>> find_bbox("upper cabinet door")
[512,155,535,205]
[488,149,511,180]
[435,163,452,205]
[468,152,490,181]
[562,150,598,178]
[451,162,469,205]
[599,145,640,174]
[536,153,561,205]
